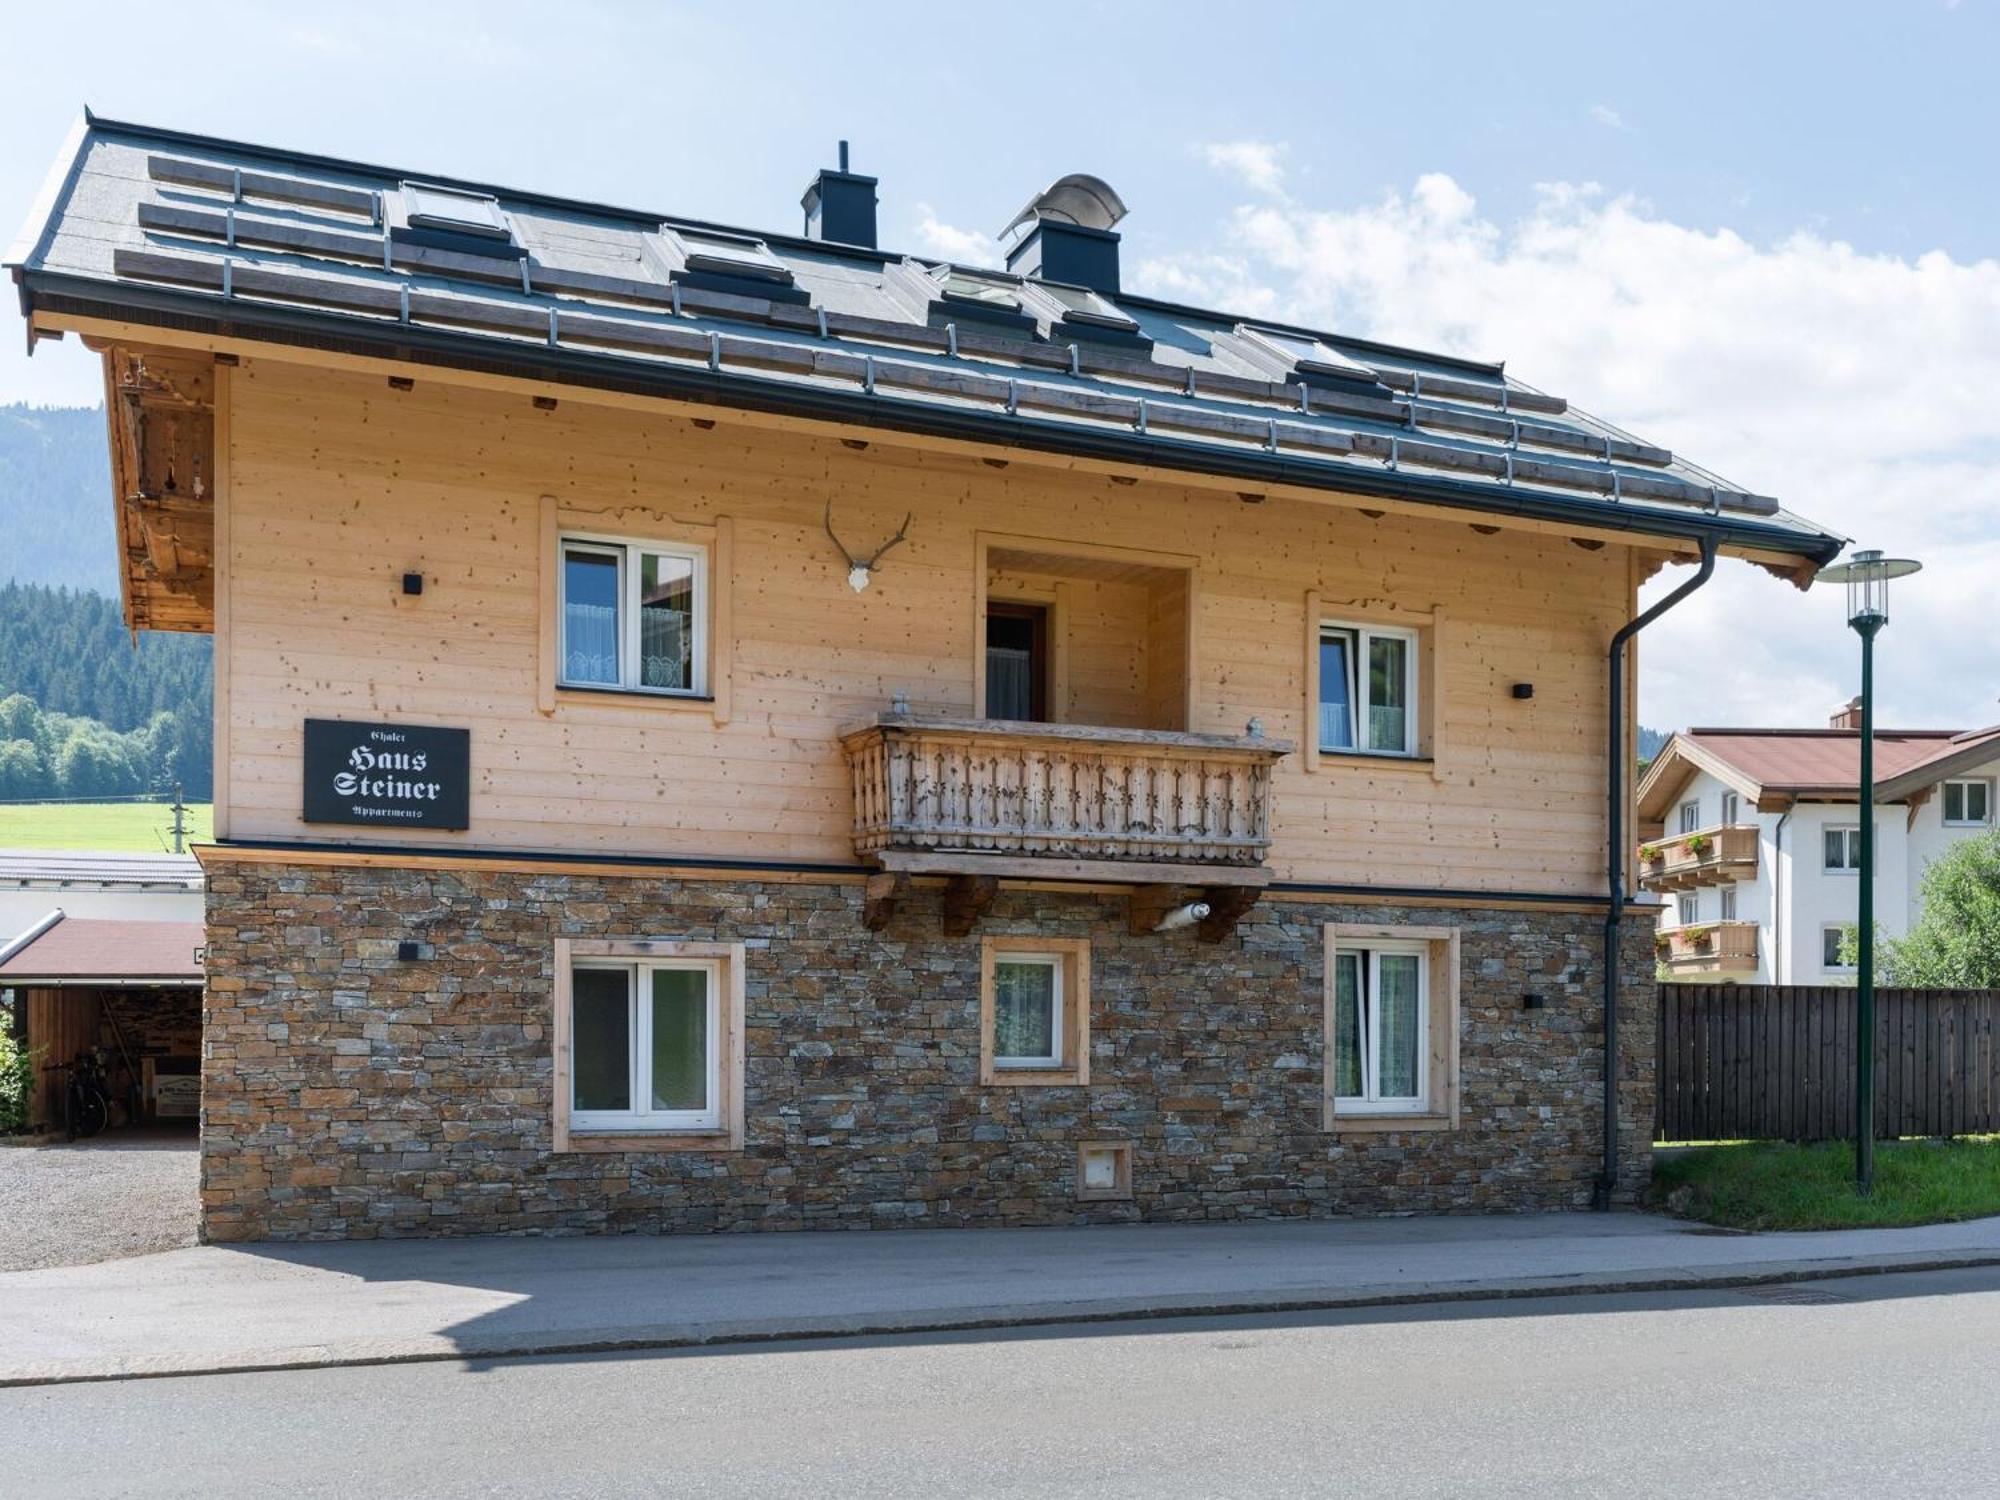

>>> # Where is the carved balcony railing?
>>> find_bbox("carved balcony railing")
[839,715,1292,886]
[1656,920,1759,978]
[1638,824,1759,892]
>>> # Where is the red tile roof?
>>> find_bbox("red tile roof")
[1680,728,1972,794]
[0,915,204,984]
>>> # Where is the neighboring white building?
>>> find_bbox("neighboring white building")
[0,851,205,941]
[1635,703,2000,983]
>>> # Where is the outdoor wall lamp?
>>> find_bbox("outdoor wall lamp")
[1152,901,1212,933]
[1813,546,1923,1195]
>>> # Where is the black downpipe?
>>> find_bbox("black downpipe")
[1594,534,1717,1210]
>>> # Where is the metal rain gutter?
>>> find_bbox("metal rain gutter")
[1595,533,1717,1211]
[18,272,1846,568]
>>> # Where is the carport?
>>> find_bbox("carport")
[0,913,205,1134]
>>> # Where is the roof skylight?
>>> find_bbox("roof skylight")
[1032,280,1140,333]
[1238,325,1377,384]
[401,182,512,241]
[664,225,794,284]
[933,267,1021,310]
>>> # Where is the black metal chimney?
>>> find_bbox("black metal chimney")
[1000,174,1128,295]
[801,140,879,250]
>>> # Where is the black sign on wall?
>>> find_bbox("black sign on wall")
[303,719,470,830]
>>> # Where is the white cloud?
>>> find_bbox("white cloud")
[912,206,999,267]
[1199,141,1289,198]
[1129,175,2000,732]
[1589,103,1629,131]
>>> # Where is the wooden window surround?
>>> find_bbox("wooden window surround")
[979,935,1091,1086]
[537,495,734,723]
[1322,923,1460,1133]
[1301,591,1443,779]
[551,937,746,1153]
[1076,1140,1134,1201]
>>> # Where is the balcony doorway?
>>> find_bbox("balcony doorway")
[985,602,1050,722]
[977,536,1195,733]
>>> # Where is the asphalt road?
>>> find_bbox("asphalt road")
[11,1266,2000,1498]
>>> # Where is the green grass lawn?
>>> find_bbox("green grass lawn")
[1653,1137,2000,1230]
[0,801,213,853]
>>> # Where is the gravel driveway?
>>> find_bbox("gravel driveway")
[0,1129,198,1271]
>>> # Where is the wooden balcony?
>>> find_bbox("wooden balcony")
[839,714,1292,937]
[1638,824,1759,892]
[1656,920,1759,978]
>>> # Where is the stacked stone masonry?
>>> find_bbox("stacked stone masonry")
[199,858,1657,1241]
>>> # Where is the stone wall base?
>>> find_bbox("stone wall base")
[200,859,1657,1241]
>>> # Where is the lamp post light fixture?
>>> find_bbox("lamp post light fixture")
[1813,547,1923,1195]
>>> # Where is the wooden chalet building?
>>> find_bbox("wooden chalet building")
[7,114,1843,1240]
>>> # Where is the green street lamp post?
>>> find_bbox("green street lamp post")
[1814,548,1922,1195]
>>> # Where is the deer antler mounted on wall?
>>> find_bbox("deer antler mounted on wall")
[824,502,912,592]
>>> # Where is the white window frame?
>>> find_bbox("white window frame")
[1718,885,1738,921]
[1719,791,1739,825]
[1679,798,1702,835]
[1821,924,1856,974]
[567,958,722,1133]
[1679,891,1700,927]
[1943,778,1993,827]
[557,531,709,697]
[1824,825,1861,874]
[991,953,1065,1070]
[1331,941,1430,1115]
[1318,620,1419,758]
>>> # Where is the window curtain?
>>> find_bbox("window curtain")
[1376,954,1422,1098]
[994,962,1056,1060]
[986,647,1033,721]
[1319,633,1354,750]
[563,550,621,685]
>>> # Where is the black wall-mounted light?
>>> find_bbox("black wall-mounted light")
[1511,683,1535,700]
[402,572,424,596]
[1521,993,1548,1011]
[397,940,424,962]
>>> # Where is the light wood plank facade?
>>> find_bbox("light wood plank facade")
[210,354,1639,895]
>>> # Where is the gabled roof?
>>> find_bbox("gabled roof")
[0,912,204,985]
[8,112,1844,573]
[1637,725,2000,816]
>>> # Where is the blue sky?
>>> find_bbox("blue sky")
[5,1,1996,731]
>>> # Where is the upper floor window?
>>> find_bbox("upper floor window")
[1331,943,1429,1113]
[1719,791,1739,825]
[1718,885,1738,921]
[1679,798,1701,834]
[1821,924,1855,973]
[1944,779,1992,827]
[1319,622,1417,757]
[559,535,707,696]
[1679,891,1700,927]
[1824,826,1862,873]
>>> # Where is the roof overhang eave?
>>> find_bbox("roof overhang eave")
[18,270,1847,570]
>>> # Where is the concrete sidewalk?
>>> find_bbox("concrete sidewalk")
[5,1211,1999,1387]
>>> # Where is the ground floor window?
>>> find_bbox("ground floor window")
[1821,924,1856,974]
[1324,924,1460,1132]
[980,936,1091,1085]
[553,939,745,1151]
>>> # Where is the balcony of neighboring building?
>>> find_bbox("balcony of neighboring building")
[1655,919,1759,978]
[1638,824,1759,892]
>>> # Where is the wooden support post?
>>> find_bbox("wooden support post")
[941,874,998,937]
[1127,884,1190,937]
[862,872,906,933]
[1196,885,1263,944]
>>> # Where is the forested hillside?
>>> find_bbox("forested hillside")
[0,405,213,801]
[0,405,116,593]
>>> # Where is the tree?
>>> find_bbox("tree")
[1879,832,2000,988]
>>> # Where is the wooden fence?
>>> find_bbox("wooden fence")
[1656,984,2000,1142]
